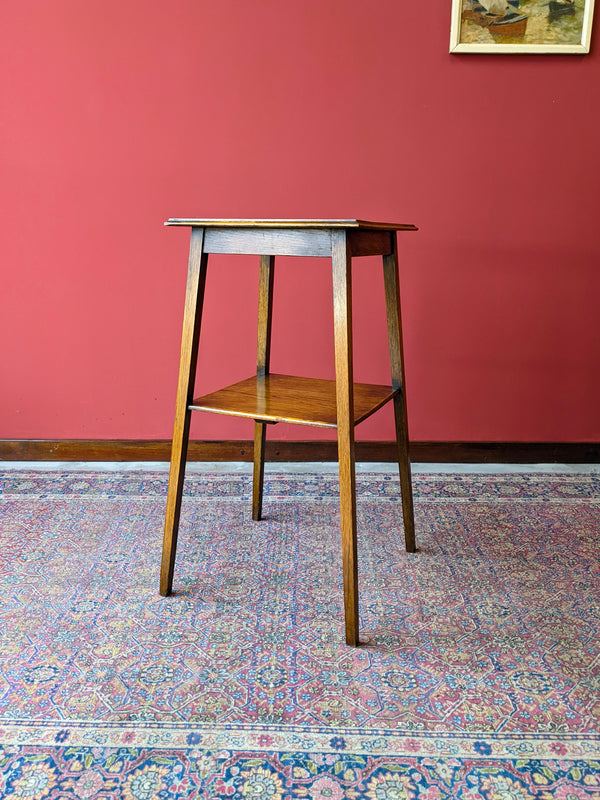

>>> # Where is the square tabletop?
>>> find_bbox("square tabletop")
[165,218,417,231]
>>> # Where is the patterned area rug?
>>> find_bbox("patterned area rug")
[0,469,599,799]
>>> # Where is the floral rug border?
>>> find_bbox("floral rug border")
[2,720,599,760]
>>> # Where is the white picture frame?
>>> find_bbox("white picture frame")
[450,0,595,53]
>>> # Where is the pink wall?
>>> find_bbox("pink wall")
[2,0,599,443]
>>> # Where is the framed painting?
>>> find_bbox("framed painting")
[450,0,595,52]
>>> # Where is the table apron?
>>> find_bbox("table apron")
[201,227,394,258]
[204,228,332,257]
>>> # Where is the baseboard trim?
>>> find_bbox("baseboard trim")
[1,439,598,463]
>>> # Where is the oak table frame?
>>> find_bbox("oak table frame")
[159,219,417,646]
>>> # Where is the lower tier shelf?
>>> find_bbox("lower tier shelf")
[189,373,398,428]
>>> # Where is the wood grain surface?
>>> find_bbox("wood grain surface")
[189,374,398,428]
[165,218,418,230]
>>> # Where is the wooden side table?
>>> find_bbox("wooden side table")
[159,219,418,646]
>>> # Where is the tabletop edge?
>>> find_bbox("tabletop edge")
[164,218,418,231]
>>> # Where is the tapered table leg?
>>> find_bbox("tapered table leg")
[252,255,276,521]
[160,228,208,595]
[332,231,359,646]
[392,393,416,553]
[383,242,416,553]
[252,421,267,521]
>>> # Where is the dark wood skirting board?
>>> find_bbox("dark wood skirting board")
[1,440,598,463]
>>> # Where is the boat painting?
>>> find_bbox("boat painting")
[549,0,576,20]
[450,0,595,52]
[462,1,529,37]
